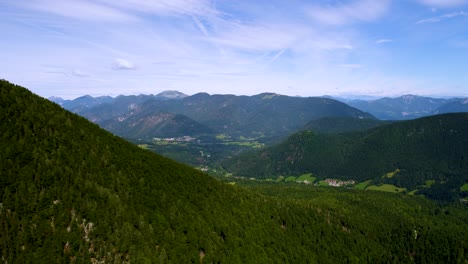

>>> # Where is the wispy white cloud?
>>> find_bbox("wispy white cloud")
[113,58,136,70]
[15,0,136,22]
[72,69,89,77]
[417,11,467,24]
[191,16,210,37]
[270,49,287,63]
[306,0,390,26]
[42,66,67,75]
[106,0,218,17]
[205,21,305,51]
[416,0,468,8]
[375,39,393,44]
[2,0,467,98]
[297,35,355,51]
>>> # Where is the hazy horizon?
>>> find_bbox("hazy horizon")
[1,0,468,99]
[46,89,466,101]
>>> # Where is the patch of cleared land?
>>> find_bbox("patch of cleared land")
[425,180,436,187]
[383,169,400,178]
[284,176,297,182]
[296,173,316,183]
[367,184,406,193]
[317,181,330,187]
[137,144,149,149]
[275,176,284,182]
[354,180,372,190]
[460,183,468,192]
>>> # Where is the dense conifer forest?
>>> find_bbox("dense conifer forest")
[1,80,468,263]
[225,113,468,201]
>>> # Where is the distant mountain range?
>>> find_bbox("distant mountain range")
[49,92,467,168]
[50,90,188,112]
[338,95,468,120]
[434,98,468,115]
[51,93,468,125]
[51,92,374,140]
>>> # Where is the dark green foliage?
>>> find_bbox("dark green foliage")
[225,114,468,200]
[301,117,392,134]
[234,180,468,263]
[1,80,468,263]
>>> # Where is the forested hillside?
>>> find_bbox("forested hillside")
[66,92,378,168]
[300,117,391,134]
[225,113,468,201]
[1,80,468,263]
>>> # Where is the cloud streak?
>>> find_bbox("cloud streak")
[205,21,304,51]
[375,39,393,44]
[416,0,468,8]
[107,0,218,17]
[306,0,390,26]
[417,11,467,24]
[1,0,467,98]
[113,58,136,70]
[15,0,136,22]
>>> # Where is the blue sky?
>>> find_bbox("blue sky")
[1,0,467,99]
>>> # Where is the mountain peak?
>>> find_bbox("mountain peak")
[48,96,64,101]
[48,96,65,104]
[156,90,188,99]
[401,94,417,99]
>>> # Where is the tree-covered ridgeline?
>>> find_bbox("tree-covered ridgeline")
[1,80,467,263]
[225,113,468,201]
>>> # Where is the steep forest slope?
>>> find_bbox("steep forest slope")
[1,80,467,263]
[300,117,392,134]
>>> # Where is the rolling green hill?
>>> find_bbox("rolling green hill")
[225,113,468,201]
[1,80,468,263]
[300,117,392,134]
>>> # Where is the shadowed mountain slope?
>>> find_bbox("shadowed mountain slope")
[346,95,449,120]
[99,111,215,139]
[78,92,375,139]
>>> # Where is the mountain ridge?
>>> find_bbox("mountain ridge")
[341,94,467,120]
[224,113,468,201]
[67,92,375,139]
